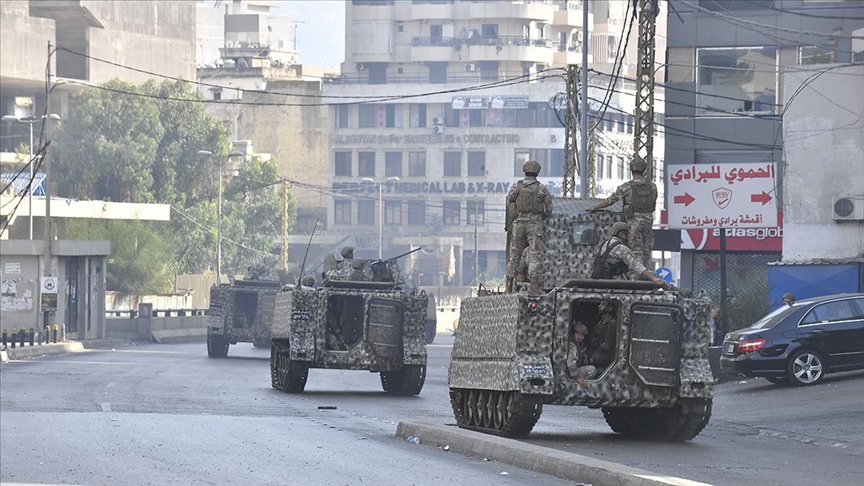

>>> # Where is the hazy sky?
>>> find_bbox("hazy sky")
[277,0,346,68]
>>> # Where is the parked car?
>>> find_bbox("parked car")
[720,294,864,386]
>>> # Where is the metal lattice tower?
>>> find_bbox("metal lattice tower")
[563,65,579,197]
[634,0,658,180]
[587,129,596,198]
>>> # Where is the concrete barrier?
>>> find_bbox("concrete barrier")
[1,342,85,361]
[151,328,207,344]
[395,422,712,486]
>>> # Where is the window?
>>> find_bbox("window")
[478,61,499,81]
[798,46,834,65]
[616,156,625,179]
[481,24,498,38]
[697,47,778,114]
[368,62,387,84]
[385,200,402,225]
[443,200,460,225]
[801,300,857,325]
[359,105,376,127]
[358,151,376,177]
[597,152,605,179]
[407,200,426,225]
[467,199,485,225]
[409,104,427,128]
[467,151,485,176]
[335,152,352,176]
[606,155,613,177]
[443,152,461,176]
[334,199,352,224]
[336,105,350,128]
[358,200,375,225]
[512,149,564,177]
[444,104,486,128]
[408,151,426,177]
[385,151,402,177]
[428,62,447,83]
[430,24,443,43]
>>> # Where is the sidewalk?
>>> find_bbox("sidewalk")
[0,339,133,363]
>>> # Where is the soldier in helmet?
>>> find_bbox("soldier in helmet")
[589,300,617,372]
[505,160,553,294]
[349,258,372,281]
[782,292,796,306]
[567,321,597,389]
[592,222,674,289]
[587,157,658,268]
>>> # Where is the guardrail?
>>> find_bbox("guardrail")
[106,308,209,319]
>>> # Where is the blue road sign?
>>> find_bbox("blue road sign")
[656,267,673,283]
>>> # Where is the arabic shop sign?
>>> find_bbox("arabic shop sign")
[333,180,512,195]
[666,162,778,229]
[332,133,520,145]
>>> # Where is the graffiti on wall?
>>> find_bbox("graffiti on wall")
[1,278,35,312]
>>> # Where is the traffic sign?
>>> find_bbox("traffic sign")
[41,276,58,294]
[666,162,778,229]
[656,267,673,283]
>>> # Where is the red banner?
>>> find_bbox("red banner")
[662,210,783,252]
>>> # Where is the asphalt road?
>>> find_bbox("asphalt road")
[2,336,863,486]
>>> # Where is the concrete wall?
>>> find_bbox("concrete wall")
[0,1,56,87]
[782,66,864,260]
[105,314,207,342]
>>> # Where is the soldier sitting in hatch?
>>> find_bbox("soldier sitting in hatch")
[589,300,617,373]
[593,222,677,290]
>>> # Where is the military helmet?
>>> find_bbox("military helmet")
[340,246,355,258]
[611,222,630,235]
[522,160,541,175]
[629,157,647,173]
[782,292,795,301]
[352,259,366,270]
[572,322,590,335]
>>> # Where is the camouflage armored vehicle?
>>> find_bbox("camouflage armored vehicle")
[207,278,283,357]
[448,198,714,440]
[425,292,437,344]
[270,254,430,395]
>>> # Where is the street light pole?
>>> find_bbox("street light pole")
[198,149,244,281]
[1,115,41,239]
[363,176,399,259]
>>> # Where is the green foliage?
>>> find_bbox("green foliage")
[65,219,175,293]
[726,274,772,332]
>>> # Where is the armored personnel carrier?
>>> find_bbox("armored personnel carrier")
[448,198,714,441]
[270,254,429,395]
[207,278,282,357]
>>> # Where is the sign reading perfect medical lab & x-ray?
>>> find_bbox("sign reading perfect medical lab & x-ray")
[666,162,778,229]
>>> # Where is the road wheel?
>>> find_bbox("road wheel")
[604,399,712,442]
[381,365,426,396]
[284,359,309,393]
[787,350,825,386]
[492,391,505,430]
[481,390,494,428]
[463,389,478,425]
[764,376,790,385]
[207,334,229,358]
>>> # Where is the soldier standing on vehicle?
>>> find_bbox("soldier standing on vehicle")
[590,300,617,372]
[593,222,675,290]
[567,321,597,389]
[505,160,553,294]
[586,157,657,268]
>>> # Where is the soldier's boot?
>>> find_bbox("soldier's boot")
[505,277,514,293]
[529,277,541,295]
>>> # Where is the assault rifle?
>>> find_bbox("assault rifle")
[370,247,422,282]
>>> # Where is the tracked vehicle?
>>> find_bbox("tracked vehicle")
[270,257,429,395]
[207,278,282,357]
[448,198,714,440]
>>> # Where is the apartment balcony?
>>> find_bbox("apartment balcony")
[469,0,554,21]
[459,37,554,65]
[410,37,459,62]
[552,42,591,66]
[553,3,591,29]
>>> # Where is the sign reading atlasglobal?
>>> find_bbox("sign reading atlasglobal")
[661,210,783,252]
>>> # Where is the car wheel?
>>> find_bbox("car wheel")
[786,350,825,386]
[764,376,789,385]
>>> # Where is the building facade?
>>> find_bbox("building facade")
[664,0,864,301]
[320,0,666,287]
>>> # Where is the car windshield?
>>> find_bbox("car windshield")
[749,304,798,330]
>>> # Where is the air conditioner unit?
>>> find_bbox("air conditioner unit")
[432,116,441,124]
[464,63,476,72]
[432,124,445,134]
[832,196,864,221]
[356,63,366,71]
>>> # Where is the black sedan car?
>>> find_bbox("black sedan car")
[720,293,864,386]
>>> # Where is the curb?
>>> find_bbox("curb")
[396,423,711,486]
[1,342,85,361]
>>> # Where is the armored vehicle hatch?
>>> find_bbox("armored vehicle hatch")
[270,255,430,395]
[448,198,714,440]
[207,279,282,357]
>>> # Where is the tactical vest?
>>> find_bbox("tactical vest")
[591,241,629,279]
[515,180,544,214]
[628,180,656,215]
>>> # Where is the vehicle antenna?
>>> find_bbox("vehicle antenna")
[296,217,319,287]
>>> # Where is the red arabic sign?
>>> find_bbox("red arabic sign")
[661,210,783,252]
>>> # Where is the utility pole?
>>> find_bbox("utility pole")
[587,129,596,198]
[44,42,56,338]
[562,65,578,198]
[281,181,288,270]
[291,20,306,51]
[634,0,659,180]
[579,0,589,198]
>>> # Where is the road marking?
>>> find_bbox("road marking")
[101,402,112,412]
[427,344,453,348]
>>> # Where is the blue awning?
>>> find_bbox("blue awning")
[1,172,46,196]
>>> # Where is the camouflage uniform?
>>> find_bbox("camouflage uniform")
[505,165,553,291]
[590,308,616,368]
[602,178,657,268]
[595,235,649,280]
[566,336,597,380]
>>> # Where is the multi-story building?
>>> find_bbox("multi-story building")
[320,0,666,287]
[664,0,864,302]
